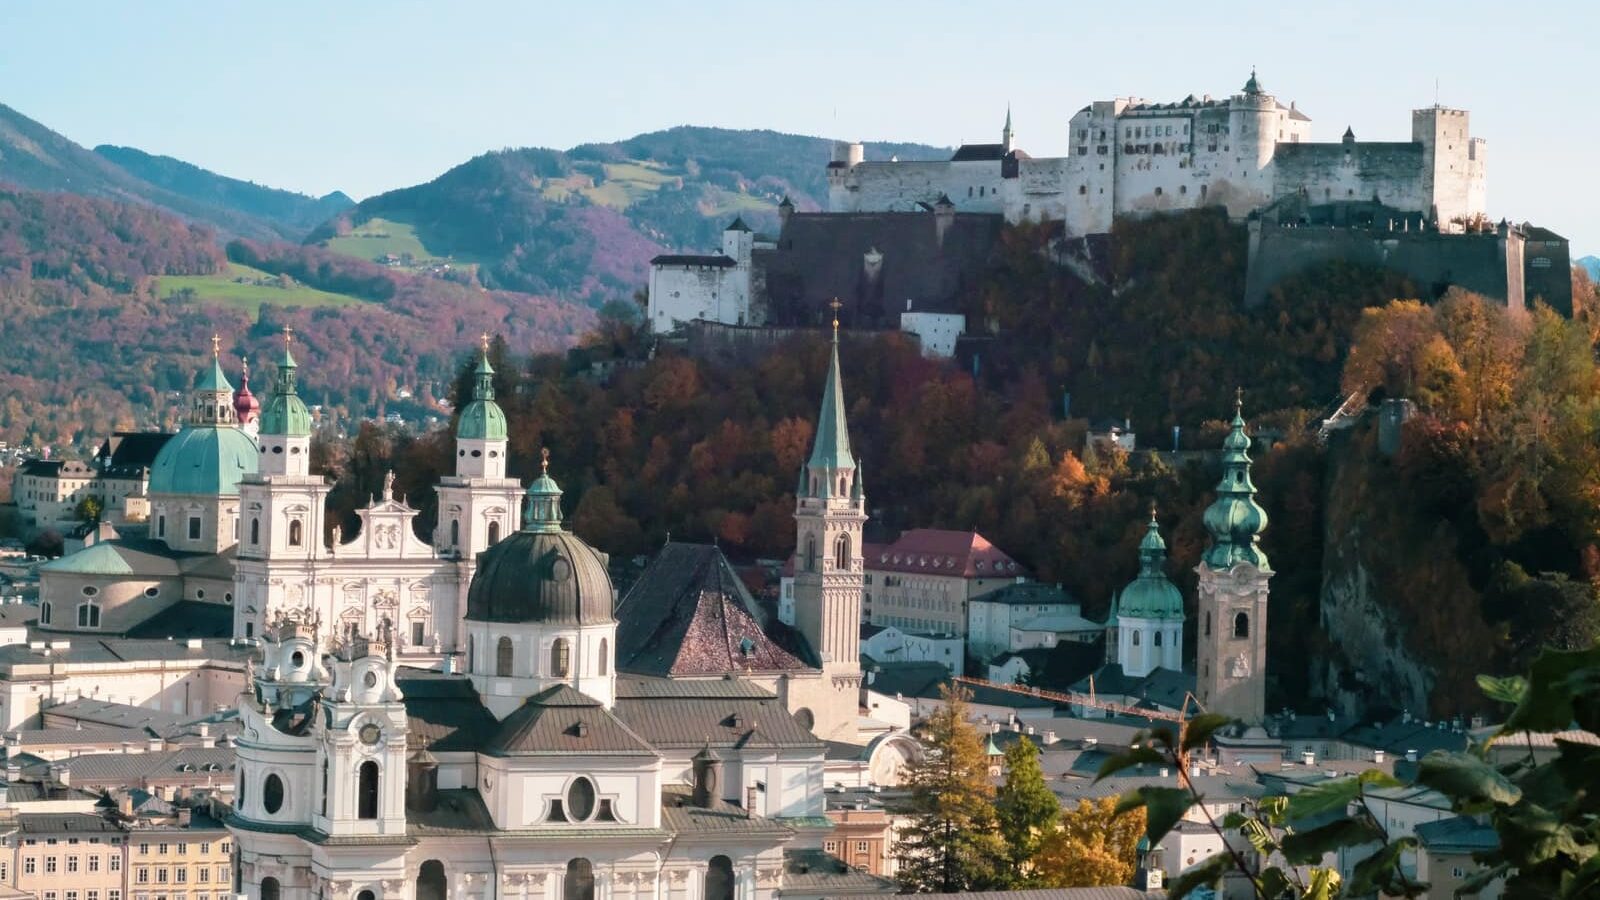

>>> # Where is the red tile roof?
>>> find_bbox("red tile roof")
[864,529,1026,579]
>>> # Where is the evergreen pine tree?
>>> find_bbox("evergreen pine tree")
[895,685,1005,893]
[995,736,1059,884]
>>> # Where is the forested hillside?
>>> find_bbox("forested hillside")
[308,128,946,301]
[334,210,1600,719]
[0,185,592,446]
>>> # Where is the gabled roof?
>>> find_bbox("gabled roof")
[395,669,499,752]
[950,143,1006,162]
[488,684,657,757]
[613,690,822,751]
[615,543,813,677]
[651,254,737,268]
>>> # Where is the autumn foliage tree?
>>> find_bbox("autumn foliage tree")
[895,686,1005,893]
[1033,797,1147,889]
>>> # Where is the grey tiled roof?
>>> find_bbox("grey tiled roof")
[1416,815,1498,853]
[126,599,234,640]
[45,697,188,732]
[49,747,235,784]
[660,785,793,837]
[616,543,813,677]
[614,694,823,751]
[615,676,778,700]
[395,670,499,753]
[0,638,252,670]
[779,848,899,896]
[17,812,125,834]
[488,685,658,757]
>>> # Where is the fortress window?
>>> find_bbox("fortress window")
[1205,612,1211,636]
[968,187,973,197]
[1132,631,1140,646]
[450,520,460,546]
[1155,187,1163,196]
[1234,612,1250,639]
[1180,186,1188,195]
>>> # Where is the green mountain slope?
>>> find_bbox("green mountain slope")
[309,127,947,301]
[0,102,334,241]
[95,144,353,236]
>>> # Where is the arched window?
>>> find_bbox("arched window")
[358,892,376,900]
[77,601,100,629]
[288,520,303,547]
[320,758,329,815]
[838,475,848,495]
[488,520,501,545]
[1132,631,1141,646]
[834,533,851,570]
[450,519,460,546]
[1205,612,1211,637]
[1234,612,1250,639]
[417,861,447,900]
[598,638,608,675]
[261,877,281,900]
[467,634,475,671]
[706,856,735,900]
[250,518,260,544]
[263,773,284,814]
[358,760,379,820]
[565,859,595,900]
[496,636,514,677]
[1154,630,1163,648]
[805,535,818,572]
[552,638,571,677]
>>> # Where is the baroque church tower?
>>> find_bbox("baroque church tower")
[236,332,330,641]
[792,308,866,717]
[1195,396,1271,724]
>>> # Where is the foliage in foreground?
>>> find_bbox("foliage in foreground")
[1101,646,1600,898]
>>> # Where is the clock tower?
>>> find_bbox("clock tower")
[313,625,410,838]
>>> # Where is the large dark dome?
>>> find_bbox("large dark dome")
[466,529,614,625]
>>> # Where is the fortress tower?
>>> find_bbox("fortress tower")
[1413,106,1487,228]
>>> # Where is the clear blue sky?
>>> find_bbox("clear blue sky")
[4,0,1596,252]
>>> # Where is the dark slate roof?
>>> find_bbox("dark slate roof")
[615,676,778,700]
[755,212,1002,327]
[488,685,657,757]
[44,697,188,733]
[1071,664,1195,713]
[1340,715,1471,756]
[1415,815,1499,853]
[125,600,233,640]
[406,787,498,835]
[950,143,1006,162]
[973,582,1074,607]
[615,542,812,677]
[17,812,125,834]
[52,747,234,783]
[6,782,101,803]
[18,460,63,477]
[781,848,900,896]
[614,690,823,751]
[95,432,175,474]
[651,254,737,268]
[395,669,500,752]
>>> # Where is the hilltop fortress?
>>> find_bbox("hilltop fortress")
[827,70,1487,235]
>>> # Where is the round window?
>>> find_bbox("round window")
[363,671,378,689]
[81,586,98,597]
[291,651,305,669]
[272,446,283,454]
[144,587,160,598]
[471,450,482,458]
[567,777,596,821]
[551,557,572,583]
[196,589,206,600]
[262,773,285,814]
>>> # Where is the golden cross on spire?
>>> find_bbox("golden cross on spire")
[210,334,221,357]
[241,357,250,378]
[480,331,491,353]
[828,298,842,338]
[1149,499,1158,522]
[283,325,295,345]
[540,446,550,475]
[1234,386,1244,415]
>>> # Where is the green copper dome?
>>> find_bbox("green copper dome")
[1115,511,1185,621]
[148,423,259,497]
[194,353,233,393]
[1202,399,1270,570]
[258,346,312,438]
[458,351,507,442]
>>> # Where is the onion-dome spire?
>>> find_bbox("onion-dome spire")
[1116,504,1184,621]
[233,358,261,425]
[523,448,563,533]
[259,327,312,437]
[1202,391,1270,570]
[1243,67,1263,95]
[458,333,508,442]
[807,299,856,474]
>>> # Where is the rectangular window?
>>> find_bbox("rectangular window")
[137,868,149,884]
[215,867,228,883]
[199,844,208,855]
[67,892,78,900]
[824,841,838,853]
[23,858,33,875]
[90,856,100,872]
[198,868,209,883]
[411,621,425,646]
[45,856,57,873]
[186,518,200,540]
[111,856,122,872]
[219,843,229,855]
[856,841,870,853]
[140,844,150,856]
[156,867,169,883]
[67,856,79,872]
[111,893,121,900]
[176,869,187,884]
[176,843,186,856]
[42,893,55,900]
[158,844,168,856]
[90,893,100,900]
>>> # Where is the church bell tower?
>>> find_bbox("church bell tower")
[1195,393,1271,724]
[792,302,866,735]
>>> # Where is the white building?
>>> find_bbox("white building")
[646,219,768,331]
[898,309,965,358]
[828,72,1487,237]
[859,624,964,676]
[966,582,1078,662]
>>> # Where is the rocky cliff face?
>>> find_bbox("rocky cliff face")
[1314,425,1436,718]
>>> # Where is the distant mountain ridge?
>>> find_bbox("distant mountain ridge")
[308,127,948,301]
[1579,255,1600,280]
[0,102,346,241]
[95,145,353,235]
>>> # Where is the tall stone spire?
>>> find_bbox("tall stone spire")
[807,300,856,478]
[1002,104,1015,153]
[1201,392,1270,570]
